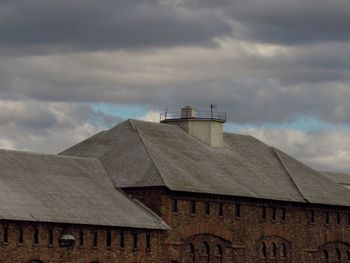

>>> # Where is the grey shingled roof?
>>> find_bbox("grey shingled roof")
[321,171,350,191]
[0,149,168,229]
[61,120,350,207]
[321,171,350,185]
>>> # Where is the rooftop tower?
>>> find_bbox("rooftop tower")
[160,105,226,148]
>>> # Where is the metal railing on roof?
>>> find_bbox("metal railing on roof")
[160,110,227,123]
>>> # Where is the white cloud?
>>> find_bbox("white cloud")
[240,127,350,173]
[0,100,118,153]
[137,110,161,122]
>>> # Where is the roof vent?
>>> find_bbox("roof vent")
[160,105,226,148]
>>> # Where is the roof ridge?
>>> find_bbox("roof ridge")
[0,148,100,162]
[128,120,168,187]
[271,147,309,203]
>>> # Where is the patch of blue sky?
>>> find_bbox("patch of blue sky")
[92,103,148,119]
[225,116,343,133]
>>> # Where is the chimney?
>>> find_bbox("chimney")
[160,106,226,148]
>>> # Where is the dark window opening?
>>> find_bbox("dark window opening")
[201,242,210,255]
[33,228,39,244]
[324,250,329,261]
[191,201,196,215]
[133,233,138,249]
[18,227,24,244]
[172,199,178,213]
[335,248,341,261]
[215,244,222,256]
[348,214,350,226]
[3,226,8,243]
[235,204,241,218]
[48,229,53,245]
[270,243,276,257]
[311,211,315,224]
[146,233,151,250]
[336,213,341,225]
[326,212,330,225]
[281,209,286,221]
[262,207,266,220]
[219,203,224,217]
[92,232,98,247]
[205,202,210,215]
[79,231,84,246]
[272,208,276,221]
[187,243,194,254]
[120,232,125,248]
[280,243,286,258]
[106,230,112,248]
[259,242,266,258]
[347,251,350,260]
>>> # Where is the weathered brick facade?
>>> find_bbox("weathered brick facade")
[1,185,349,263]
[125,187,350,263]
[0,221,163,263]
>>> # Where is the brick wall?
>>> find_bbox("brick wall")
[126,187,350,263]
[0,221,162,263]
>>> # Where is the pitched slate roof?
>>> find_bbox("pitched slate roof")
[321,171,350,189]
[0,149,168,229]
[61,119,350,207]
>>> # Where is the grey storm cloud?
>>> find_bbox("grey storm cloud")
[0,0,232,53]
[185,0,350,45]
[1,0,350,172]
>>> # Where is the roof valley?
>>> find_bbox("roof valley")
[129,120,167,187]
[272,147,309,203]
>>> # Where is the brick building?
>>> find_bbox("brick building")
[1,106,350,262]
[0,150,168,263]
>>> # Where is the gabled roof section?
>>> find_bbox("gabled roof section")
[0,149,168,229]
[61,119,350,207]
[61,120,163,188]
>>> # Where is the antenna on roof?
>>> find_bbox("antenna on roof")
[211,104,218,118]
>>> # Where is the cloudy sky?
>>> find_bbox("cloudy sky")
[1,0,350,172]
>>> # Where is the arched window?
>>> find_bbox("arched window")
[280,243,286,258]
[324,250,329,262]
[335,248,341,261]
[259,242,266,258]
[215,244,222,256]
[201,242,210,255]
[270,243,276,257]
[187,243,194,254]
